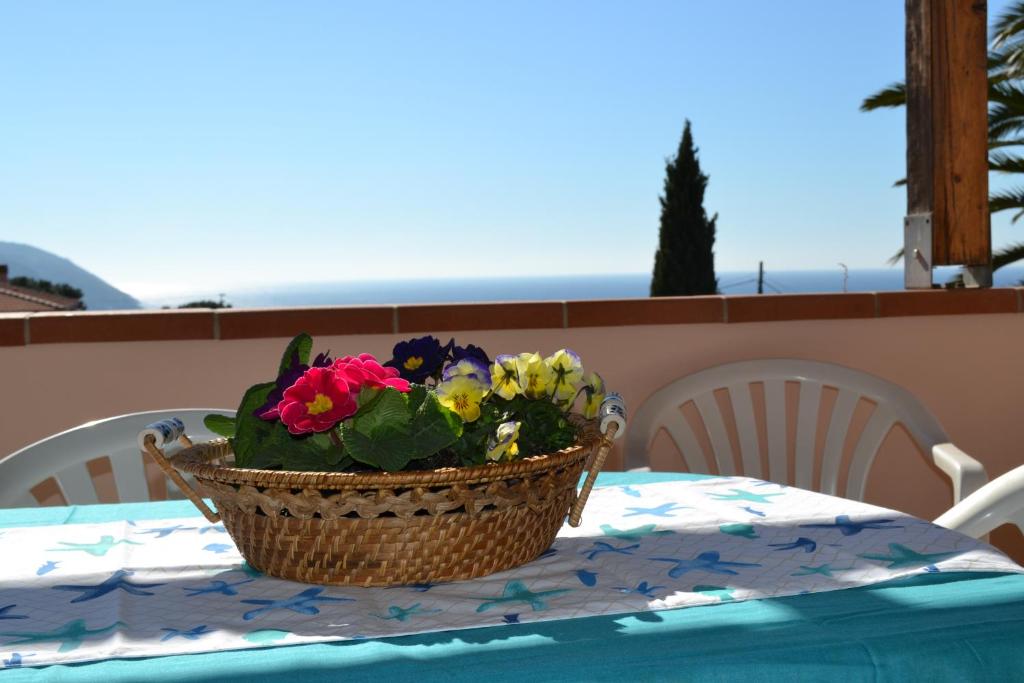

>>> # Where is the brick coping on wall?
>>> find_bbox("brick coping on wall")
[0,288,1021,346]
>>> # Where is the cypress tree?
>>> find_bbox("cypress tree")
[650,120,718,296]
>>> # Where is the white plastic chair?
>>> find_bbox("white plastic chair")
[0,409,233,508]
[625,360,986,504]
[935,464,1024,538]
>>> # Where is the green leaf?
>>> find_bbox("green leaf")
[406,384,428,413]
[280,437,331,471]
[249,422,334,472]
[278,333,313,376]
[408,392,463,460]
[312,431,349,467]
[353,386,385,418]
[204,413,236,439]
[341,422,415,472]
[352,387,411,436]
[230,382,277,468]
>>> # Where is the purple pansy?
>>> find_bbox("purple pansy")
[451,344,490,366]
[384,336,453,383]
[442,356,491,385]
[256,350,332,420]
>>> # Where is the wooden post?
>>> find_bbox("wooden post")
[905,0,990,287]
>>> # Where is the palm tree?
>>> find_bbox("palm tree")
[862,1,1024,273]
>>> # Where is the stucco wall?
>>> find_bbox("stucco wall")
[2,310,1022,559]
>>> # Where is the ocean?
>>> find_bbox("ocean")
[141,267,1024,309]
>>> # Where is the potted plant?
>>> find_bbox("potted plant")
[145,333,625,587]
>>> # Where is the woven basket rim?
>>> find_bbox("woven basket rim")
[170,420,600,489]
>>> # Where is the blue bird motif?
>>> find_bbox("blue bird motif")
[741,506,766,517]
[183,578,254,597]
[372,604,442,622]
[576,569,598,586]
[160,625,215,641]
[620,485,643,498]
[623,502,690,518]
[708,489,783,504]
[599,524,674,541]
[386,582,443,592]
[582,541,640,560]
[0,619,125,653]
[475,580,571,613]
[134,524,197,539]
[800,515,903,536]
[36,560,60,576]
[0,604,28,620]
[859,544,961,569]
[203,543,234,554]
[49,536,142,557]
[768,537,817,553]
[52,570,166,603]
[612,581,665,598]
[502,614,520,624]
[241,587,354,620]
[649,551,761,578]
[2,653,34,668]
[790,563,850,577]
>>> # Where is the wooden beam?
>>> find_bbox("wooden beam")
[906,0,990,269]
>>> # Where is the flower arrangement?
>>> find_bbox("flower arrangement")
[204,333,607,473]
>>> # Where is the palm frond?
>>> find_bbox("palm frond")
[988,187,1024,219]
[860,83,905,112]
[993,241,1024,269]
[989,138,1024,148]
[989,151,1024,173]
[989,82,1024,140]
[993,2,1024,50]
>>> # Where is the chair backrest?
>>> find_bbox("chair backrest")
[0,409,233,508]
[625,360,949,501]
[934,464,1024,538]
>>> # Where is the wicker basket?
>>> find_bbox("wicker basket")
[145,422,616,587]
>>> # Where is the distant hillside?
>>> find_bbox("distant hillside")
[0,242,140,310]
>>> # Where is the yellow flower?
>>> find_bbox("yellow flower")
[545,348,584,402]
[490,354,521,399]
[582,372,605,419]
[515,352,553,399]
[436,375,487,422]
[487,421,521,461]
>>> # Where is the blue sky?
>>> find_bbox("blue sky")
[0,1,1017,297]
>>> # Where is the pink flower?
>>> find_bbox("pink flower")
[277,366,358,435]
[333,353,411,393]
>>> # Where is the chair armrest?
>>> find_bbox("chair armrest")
[934,464,1024,538]
[931,443,988,504]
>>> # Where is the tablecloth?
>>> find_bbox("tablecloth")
[2,472,1024,682]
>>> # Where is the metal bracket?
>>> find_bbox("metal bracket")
[904,213,933,289]
[962,264,993,288]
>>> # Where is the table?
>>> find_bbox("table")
[2,472,1024,682]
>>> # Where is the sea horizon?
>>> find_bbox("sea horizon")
[137,266,1024,309]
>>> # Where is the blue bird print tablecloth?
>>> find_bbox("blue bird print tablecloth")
[0,476,1020,668]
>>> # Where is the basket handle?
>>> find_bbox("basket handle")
[568,393,626,527]
[138,419,221,523]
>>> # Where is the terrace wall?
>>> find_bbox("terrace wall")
[2,289,1022,559]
